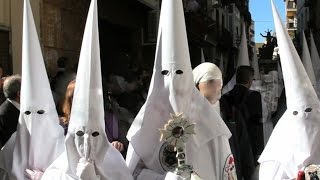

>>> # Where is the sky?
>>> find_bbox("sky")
[250,0,286,43]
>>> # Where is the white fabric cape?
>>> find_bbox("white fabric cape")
[258,1,320,179]
[41,0,132,179]
[126,0,233,180]
[7,0,65,179]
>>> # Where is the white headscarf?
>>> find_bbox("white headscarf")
[193,62,222,112]
[259,1,320,178]
[41,0,133,179]
[126,0,231,179]
[193,62,222,85]
[9,0,65,179]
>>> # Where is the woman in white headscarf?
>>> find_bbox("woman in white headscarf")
[193,62,223,114]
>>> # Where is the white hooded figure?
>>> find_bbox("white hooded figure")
[193,62,223,114]
[302,31,317,94]
[258,1,320,179]
[250,47,271,139]
[200,49,205,63]
[309,31,320,96]
[41,0,133,179]
[0,0,65,179]
[222,22,250,95]
[251,47,260,80]
[126,0,235,180]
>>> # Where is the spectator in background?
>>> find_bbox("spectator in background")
[220,66,262,180]
[0,75,21,148]
[59,80,76,135]
[51,57,76,106]
[0,66,7,105]
[186,0,200,12]
[104,90,134,157]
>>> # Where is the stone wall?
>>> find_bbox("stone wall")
[40,0,90,77]
[40,0,150,77]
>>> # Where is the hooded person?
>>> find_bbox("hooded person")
[41,0,133,179]
[258,1,320,179]
[302,31,317,94]
[126,0,235,179]
[309,31,320,96]
[200,49,205,63]
[252,47,260,81]
[222,23,250,95]
[0,0,66,179]
[193,62,223,114]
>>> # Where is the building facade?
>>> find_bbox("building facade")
[295,0,320,54]
[284,0,297,39]
[0,0,252,83]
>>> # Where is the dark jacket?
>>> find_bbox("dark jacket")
[0,100,20,148]
[222,84,264,157]
[220,84,262,180]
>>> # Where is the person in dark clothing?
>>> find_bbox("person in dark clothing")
[0,75,21,148]
[220,66,263,180]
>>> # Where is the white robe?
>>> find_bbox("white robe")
[259,161,293,180]
[127,136,235,180]
[41,146,133,180]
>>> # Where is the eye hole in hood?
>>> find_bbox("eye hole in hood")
[175,70,183,74]
[161,70,169,75]
[76,131,85,137]
[92,131,100,137]
[37,110,45,114]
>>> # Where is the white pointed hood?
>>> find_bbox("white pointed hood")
[41,1,132,179]
[310,31,320,79]
[252,47,260,80]
[237,23,250,66]
[310,31,320,95]
[302,31,317,89]
[10,0,64,179]
[201,48,205,63]
[222,22,250,95]
[250,47,264,91]
[64,0,109,170]
[258,1,320,178]
[127,0,231,179]
[270,1,319,109]
[219,54,224,72]
[64,0,130,178]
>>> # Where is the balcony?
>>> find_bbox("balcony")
[184,12,217,46]
[287,1,297,11]
[287,22,296,29]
